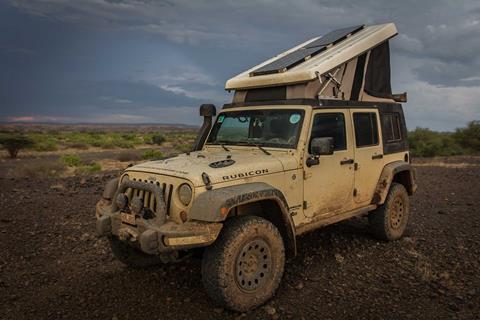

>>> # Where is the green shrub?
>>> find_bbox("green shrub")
[173,143,192,153]
[8,161,67,178]
[67,142,89,150]
[33,138,58,152]
[151,134,166,145]
[408,128,465,157]
[74,162,102,175]
[142,149,164,160]
[117,151,141,162]
[60,154,82,167]
[453,121,480,153]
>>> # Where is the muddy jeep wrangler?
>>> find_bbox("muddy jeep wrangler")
[95,23,416,311]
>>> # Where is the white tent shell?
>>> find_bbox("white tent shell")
[225,23,404,104]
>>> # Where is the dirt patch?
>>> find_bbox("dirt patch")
[0,163,479,319]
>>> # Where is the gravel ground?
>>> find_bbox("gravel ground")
[0,159,479,319]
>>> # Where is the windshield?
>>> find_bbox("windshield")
[206,109,305,149]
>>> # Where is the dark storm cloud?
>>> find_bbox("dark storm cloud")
[1,0,479,129]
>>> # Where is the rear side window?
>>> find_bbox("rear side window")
[353,112,379,147]
[383,113,402,142]
[310,113,346,152]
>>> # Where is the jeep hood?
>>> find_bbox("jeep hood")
[126,150,297,187]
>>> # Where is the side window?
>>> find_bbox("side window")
[310,113,346,152]
[383,113,402,142]
[353,112,379,147]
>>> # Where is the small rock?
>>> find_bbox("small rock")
[448,303,460,312]
[213,308,223,314]
[295,282,304,290]
[402,237,415,244]
[439,272,450,280]
[265,305,276,315]
[334,253,345,263]
[50,184,65,191]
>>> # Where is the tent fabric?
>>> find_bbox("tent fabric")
[350,53,367,101]
[364,41,392,99]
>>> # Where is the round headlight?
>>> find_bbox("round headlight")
[178,183,192,206]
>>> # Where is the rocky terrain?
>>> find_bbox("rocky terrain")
[1,157,479,319]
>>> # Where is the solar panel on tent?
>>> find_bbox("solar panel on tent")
[250,25,365,77]
[250,47,320,76]
[305,25,364,48]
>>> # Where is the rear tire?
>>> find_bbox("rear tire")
[201,216,285,312]
[109,237,163,268]
[369,183,410,241]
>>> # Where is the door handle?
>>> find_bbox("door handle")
[372,154,383,160]
[340,159,354,165]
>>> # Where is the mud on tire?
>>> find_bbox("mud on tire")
[201,216,285,312]
[369,182,410,241]
[109,237,163,268]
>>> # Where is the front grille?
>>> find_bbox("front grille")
[125,178,173,215]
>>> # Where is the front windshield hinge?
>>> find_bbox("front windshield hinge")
[256,145,271,155]
[220,143,230,152]
[202,172,212,190]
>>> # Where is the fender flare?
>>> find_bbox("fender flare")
[371,161,417,205]
[189,182,296,256]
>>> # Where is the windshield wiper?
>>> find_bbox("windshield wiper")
[235,142,271,155]
[206,140,230,151]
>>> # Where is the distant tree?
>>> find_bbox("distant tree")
[0,135,34,158]
[453,120,480,152]
[408,128,463,157]
[151,134,166,145]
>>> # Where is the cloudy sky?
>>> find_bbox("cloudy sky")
[1,0,479,130]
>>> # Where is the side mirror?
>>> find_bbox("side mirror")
[310,137,334,156]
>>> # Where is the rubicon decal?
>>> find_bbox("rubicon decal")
[223,169,269,181]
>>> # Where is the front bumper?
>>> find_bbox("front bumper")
[95,199,222,254]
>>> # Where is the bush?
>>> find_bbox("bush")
[142,149,164,160]
[173,143,192,153]
[408,128,464,157]
[74,162,102,175]
[117,151,141,162]
[67,142,89,150]
[0,135,34,158]
[8,161,67,178]
[33,139,58,152]
[151,134,166,145]
[453,120,480,153]
[60,154,82,167]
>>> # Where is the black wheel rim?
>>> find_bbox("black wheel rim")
[235,239,272,292]
[390,196,405,230]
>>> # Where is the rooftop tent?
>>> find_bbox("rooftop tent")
[225,23,404,104]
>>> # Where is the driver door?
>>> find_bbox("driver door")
[303,110,355,218]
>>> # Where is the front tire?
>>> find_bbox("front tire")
[201,216,285,312]
[109,237,163,268]
[368,183,410,241]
